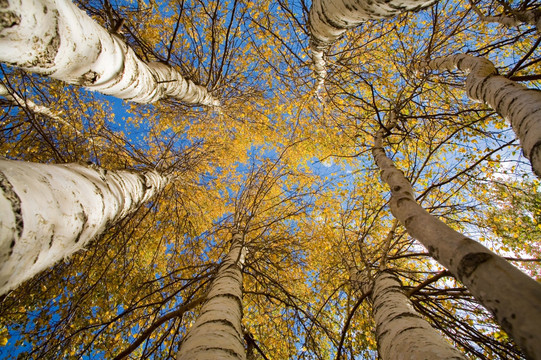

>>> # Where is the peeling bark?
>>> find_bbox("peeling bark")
[365,271,465,359]
[421,54,541,177]
[0,159,168,294]
[308,0,435,92]
[177,232,247,360]
[372,117,541,359]
[0,0,219,106]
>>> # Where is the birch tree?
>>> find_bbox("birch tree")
[0,82,94,146]
[176,149,315,359]
[372,113,541,359]
[420,54,541,177]
[308,0,435,92]
[352,269,465,360]
[176,231,247,360]
[470,0,541,31]
[0,0,539,357]
[312,175,527,358]
[1,84,63,124]
[0,159,168,294]
[0,0,219,106]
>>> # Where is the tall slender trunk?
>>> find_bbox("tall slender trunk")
[372,117,541,359]
[0,159,168,294]
[177,232,247,360]
[361,271,465,359]
[1,84,63,123]
[308,0,435,92]
[0,83,91,142]
[470,3,541,31]
[0,0,219,106]
[422,54,541,177]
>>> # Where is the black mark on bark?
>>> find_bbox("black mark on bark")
[0,171,23,249]
[458,252,492,279]
[500,317,512,334]
[49,230,54,248]
[81,70,99,85]
[404,214,415,227]
[74,208,88,243]
[0,11,20,29]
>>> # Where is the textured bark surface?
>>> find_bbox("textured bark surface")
[372,121,541,359]
[308,0,435,91]
[370,271,465,360]
[349,267,373,294]
[423,54,541,177]
[0,0,218,106]
[0,159,168,294]
[177,232,247,360]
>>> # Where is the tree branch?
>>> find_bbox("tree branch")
[334,291,370,360]
[113,295,205,360]
[407,270,452,297]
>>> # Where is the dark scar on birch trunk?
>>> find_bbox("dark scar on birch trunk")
[0,171,24,254]
[457,252,492,279]
[0,11,20,29]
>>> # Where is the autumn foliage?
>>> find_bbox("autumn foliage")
[0,0,540,359]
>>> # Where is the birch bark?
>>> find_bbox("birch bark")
[470,3,541,31]
[0,159,168,294]
[1,84,64,123]
[0,83,91,142]
[362,271,465,359]
[372,117,541,359]
[308,0,435,92]
[177,231,247,360]
[0,0,219,106]
[422,54,541,177]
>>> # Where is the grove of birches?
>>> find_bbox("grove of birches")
[1,0,541,359]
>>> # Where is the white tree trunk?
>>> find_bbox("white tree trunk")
[1,84,63,122]
[177,232,247,360]
[0,0,219,106]
[372,118,541,359]
[422,54,541,177]
[470,3,541,31]
[309,0,435,92]
[367,271,465,359]
[0,159,168,294]
[0,83,91,142]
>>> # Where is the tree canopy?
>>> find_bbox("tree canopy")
[0,0,540,359]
